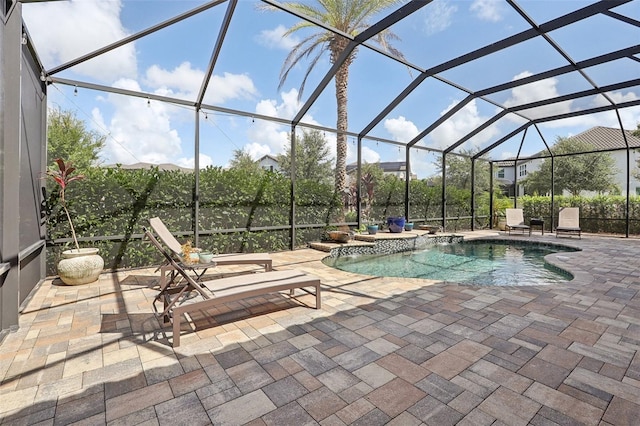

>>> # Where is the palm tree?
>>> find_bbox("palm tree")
[266,0,405,220]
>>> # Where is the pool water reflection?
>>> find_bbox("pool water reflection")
[323,240,577,286]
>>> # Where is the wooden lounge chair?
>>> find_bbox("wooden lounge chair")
[149,217,272,287]
[556,207,581,239]
[144,227,321,347]
[505,208,531,236]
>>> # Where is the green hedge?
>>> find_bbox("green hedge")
[518,195,640,234]
[45,166,639,274]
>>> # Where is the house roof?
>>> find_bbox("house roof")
[346,161,406,173]
[569,126,640,151]
[257,154,278,163]
[104,162,193,172]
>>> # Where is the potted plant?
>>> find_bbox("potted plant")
[494,197,512,231]
[46,158,104,285]
[322,225,351,243]
[386,216,405,233]
[366,224,379,235]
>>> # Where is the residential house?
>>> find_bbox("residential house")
[494,126,640,196]
[257,154,280,172]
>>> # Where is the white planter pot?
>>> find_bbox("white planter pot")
[57,248,104,285]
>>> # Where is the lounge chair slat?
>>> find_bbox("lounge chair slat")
[556,207,581,239]
[505,208,531,236]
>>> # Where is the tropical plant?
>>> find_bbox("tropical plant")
[46,158,85,252]
[264,0,405,220]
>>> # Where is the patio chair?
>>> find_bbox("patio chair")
[505,208,531,236]
[556,207,581,239]
[143,227,321,347]
[149,217,272,287]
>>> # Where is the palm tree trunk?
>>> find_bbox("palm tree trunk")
[334,56,349,224]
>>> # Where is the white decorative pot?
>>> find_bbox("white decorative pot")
[57,248,104,285]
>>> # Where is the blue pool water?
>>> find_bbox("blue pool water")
[323,240,576,286]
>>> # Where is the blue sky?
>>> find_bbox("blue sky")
[23,0,640,178]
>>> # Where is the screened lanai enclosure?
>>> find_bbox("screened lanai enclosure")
[1,0,639,336]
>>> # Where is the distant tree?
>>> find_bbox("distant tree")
[277,130,333,183]
[432,149,490,192]
[47,108,105,171]
[229,149,262,174]
[523,136,618,196]
[632,124,640,182]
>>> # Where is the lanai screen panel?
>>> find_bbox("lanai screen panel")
[201,1,310,118]
[547,13,640,62]
[483,71,598,114]
[438,37,571,94]
[366,77,471,149]
[381,0,532,71]
[343,46,415,132]
[584,59,640,88]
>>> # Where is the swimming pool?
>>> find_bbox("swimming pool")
[323,240,577,286]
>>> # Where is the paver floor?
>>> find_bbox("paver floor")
[2,231,640,425]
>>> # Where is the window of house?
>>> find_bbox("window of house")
[497,169,505,178]
[519,164,527,177]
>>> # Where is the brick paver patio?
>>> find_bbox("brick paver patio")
[2,231,640,425]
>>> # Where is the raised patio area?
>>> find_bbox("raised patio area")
[2,231,640,425]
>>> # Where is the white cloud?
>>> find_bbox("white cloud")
[509,76,640,130]
[592,91,640,128]
[384,116,419,142]
[96,79,184,165]
[244,142,273,161]
[23,0,136,82]
[257,25,299,50]
[470,0,504,22]
[431,99,499,149]
[346,146,381,165]
[410,154,438,179]
[176,154,214,169]
[145,63,257,104]
[423,0,458,35]
[245,88,325,158]
[361,147,381,163]
[504,71,575,121]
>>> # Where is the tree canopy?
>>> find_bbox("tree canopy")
[431,150,491,192]
[229,149,262,174]
[523,136,618,196]
[47,107,106,170]
[277,130,333,183]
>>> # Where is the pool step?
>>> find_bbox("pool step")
[308,239,374,252]
[308,229,447,253]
